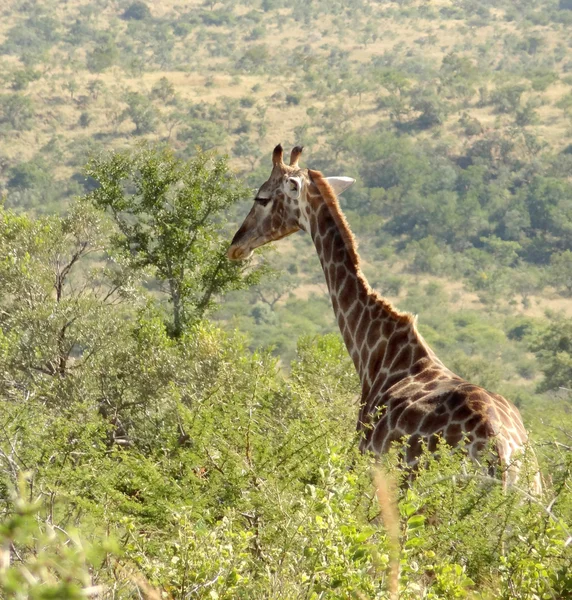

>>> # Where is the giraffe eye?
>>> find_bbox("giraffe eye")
[255,197,271,207]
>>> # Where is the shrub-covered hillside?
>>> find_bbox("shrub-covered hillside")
[1,0,572,597]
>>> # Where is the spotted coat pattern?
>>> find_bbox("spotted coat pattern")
[228,145,540,492]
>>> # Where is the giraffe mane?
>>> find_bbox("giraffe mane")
[308,169,414,326]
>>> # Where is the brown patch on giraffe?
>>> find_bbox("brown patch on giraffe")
[346,303,361,336]
[315,236,323,255]
[446,423,463,445]
[372,417,389,448]
[396,405,423,434]
[434,402,447,415]
[367,322,380,349]
[322,237,333,265]
[339,277,358,312]
[406,434,422,463]
[361,340,373,361]
[332,236,346,264]
[409,390,427,402]
[351,348,360,365]
[471,439,487,454]
[335,264,347,286]
[382,372,406,393]
[331,295,339,314]
[383,330,409,367]
[474,422,492,439]
[368,344,386,382]
[328,264,336,286]
[420,412,450,435]
[382,320,395,339]
[382,429,405,454]
[416,368,438,383]
[464,414,484,431]
[388,400,409,429]
[423,380,442,392]
[310,213,317,232]
[409,358,431,376]
[452,403,473,422]
[356,309,370,348]
[445,390,466,409]
[427,434,439,453]
[391,346,413,373]
[412,345,428,364]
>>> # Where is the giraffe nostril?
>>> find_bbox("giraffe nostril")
[228,246,241,261]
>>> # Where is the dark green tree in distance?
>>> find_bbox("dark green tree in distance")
[531,316,572,393]
[549,250,572,296]
[86,144,264,337]
[0,199,132,386]
[121,92,158,135]
[122,1,152,21]
[0,93,34,131]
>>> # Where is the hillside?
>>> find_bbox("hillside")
[1,0,572,598]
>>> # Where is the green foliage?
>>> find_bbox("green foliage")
[86,144,262,336]
[86,38,118,73]
[151,76,175,103]
[0,93,34,130]
[549,250,572,296]
[120,92,158,135]
[0,476,117,599]
[122,1,152,21]
[0,2,571,595]
[1,194,571,596]
[530,316,572,393]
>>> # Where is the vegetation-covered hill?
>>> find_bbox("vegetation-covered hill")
[1,0,572,597]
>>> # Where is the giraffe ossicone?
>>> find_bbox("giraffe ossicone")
[228,144,541,494]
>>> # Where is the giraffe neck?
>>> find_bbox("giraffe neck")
[303,171,435,398]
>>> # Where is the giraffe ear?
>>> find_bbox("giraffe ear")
[326,176,355,196]
[284,176,302,200]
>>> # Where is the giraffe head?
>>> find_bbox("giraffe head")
[228,144,354,260]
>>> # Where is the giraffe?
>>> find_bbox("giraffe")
[228,144,541,494]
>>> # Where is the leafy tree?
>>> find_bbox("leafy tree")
[120,92,158,135]
[122,1,152,21]
[87,79,105,101]
[151,77,176,103]
[86,145,263,336]
[439,53,478,101]
[10,68,41,91]
[7,158,52,191]
[177,119,227,150]
[237,44,270,71]
[78,111,91,128]
[0,200,132,386]
[491,84,527,114]
[63,79,78,100]
[233,135,260,168]
[549,250,572,296]
[0,94,34,130]
[86,39,118,73]
[409,87,448,128]
[530,316,572,393]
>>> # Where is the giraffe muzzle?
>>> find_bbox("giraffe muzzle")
[227,244,253,261]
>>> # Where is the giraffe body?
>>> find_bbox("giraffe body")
[229,145,540,493]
